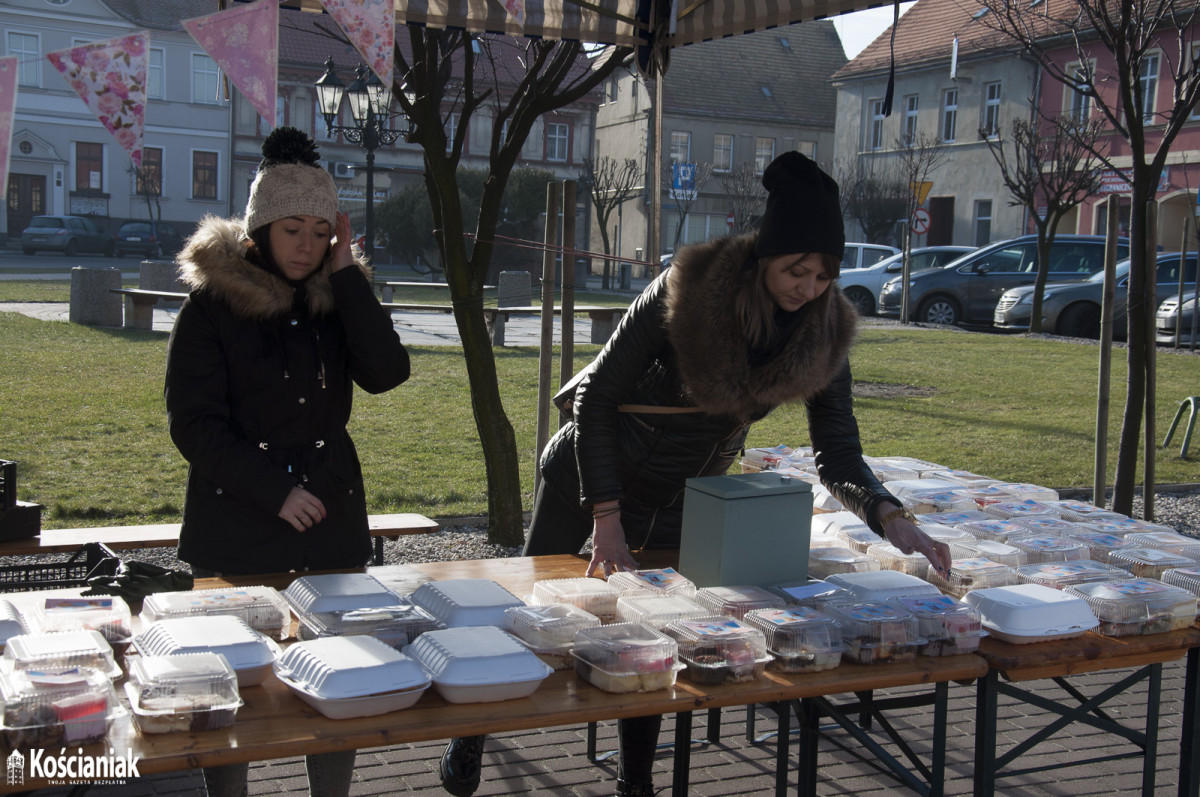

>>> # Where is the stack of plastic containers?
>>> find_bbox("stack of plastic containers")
[410,579,525,628]
[926,558,1020,599]
[28,597,133,659]
[607,568,697,600]
[1064,579,1198,636]
[274,636,432,718]
[0,667,125,748]
[571,623,684,693]
[1107,547,1199,580]
[615,594,707,629]
[821,603,924,664]
[663,617,771,684]
[695,586,785,619]
[887,594,984,656]
[1013,560,1132,590]
[808,547,880,579]
[1005,535,1090,564]
[134,616,281,687]
[503,604,600,669]
[124,653,242,733]
[295,603,444,650]
[963,583,1099,643]
[743,607,844,673]
[4,630,122,680]
[142,587,291,640]
[404,626,552,703]
[946,539,1027,568]
[529,578,621,622]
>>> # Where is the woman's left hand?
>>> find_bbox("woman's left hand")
[330,211,354,273]
[878,505,952,579]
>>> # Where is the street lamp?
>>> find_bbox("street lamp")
[315,58,407,262]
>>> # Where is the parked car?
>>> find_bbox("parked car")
[995,252,1197,339]
[878,235,1129,326]
[842,242,901,271]
[113,220,185,259]
[20,215,115,257]
[1156,292,1200,345]
[838,246,973,316]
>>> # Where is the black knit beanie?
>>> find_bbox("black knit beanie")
[754,152,845,262]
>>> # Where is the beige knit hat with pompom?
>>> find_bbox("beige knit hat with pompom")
[244,127,338,233]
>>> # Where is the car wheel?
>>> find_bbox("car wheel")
[150,244,164,259]
[103,241,116,257]
[843,286,875,316]
[22,248,34,256]
[918,295,961,326]
[1058,302,1101,339]
[64,239,77,257]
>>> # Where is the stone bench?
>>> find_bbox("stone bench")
[380,302,625,345]
[110,288,189,330]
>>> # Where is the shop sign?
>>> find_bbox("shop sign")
[1097,167,1170,195]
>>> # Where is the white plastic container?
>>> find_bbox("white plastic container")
[0,666,125,748]
[134,616,281,687]
[980,500,1061,521]
[825,570,941,602]
[1122,530,1200,556]
[822,602,925,664]
[503,604,601,670]
[529,578,621,622]
[4,630,121,680]
[615,594,708,629]
[124,653,242,733]
[141,587,291,640]
[807,547,881,579]
[695,586,785,619]
[571,623,683,693]
[956,519,1035,543]
[1064,579,1198,637]
[1107,547,1199,580]
[283,573,399,614]
[664,617,771,684]
[274,636,432,718]
[888,594,984,656]
[404,626,552,703]
[1013,560,1132,590]
[295,603,445,650]
[865,542,931,579]
[810,510,869,537]
[366,564,433,597]
[410,579,525,628]
[29,596,133,653]
[902,489,977,515]
[1005,535,1090,564]
[607,568,697,599]
[926,558,1020,599]
[947,539,1027,568]
[962,583,1099,644]
[0,601,25,650]
[743,607,844,673]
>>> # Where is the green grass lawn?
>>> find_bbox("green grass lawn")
[1,309,1198,529]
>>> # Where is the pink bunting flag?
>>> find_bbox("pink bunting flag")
[46,34,147,168]
[0,57,16,196]
[183,0,278,127]
[321,0,394,91]
[503,0,527,27]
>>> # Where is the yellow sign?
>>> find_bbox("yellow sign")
[911,181,933,206]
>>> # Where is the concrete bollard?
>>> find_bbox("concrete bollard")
[138,260,186,307]
[68,266,123,327]
[494,271,533,346]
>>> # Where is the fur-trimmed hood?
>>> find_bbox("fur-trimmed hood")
[664,234,858,419]
[176,215,372,321]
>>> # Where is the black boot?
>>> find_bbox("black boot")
[614,779,656,797]
[439,735,486,797]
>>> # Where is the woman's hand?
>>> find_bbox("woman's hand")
[877,503,952,579]
[330,211,354,273]
[585,513,640,578]
[279,486,327,532]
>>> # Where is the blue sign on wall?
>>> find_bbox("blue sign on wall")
[672,162,697,201]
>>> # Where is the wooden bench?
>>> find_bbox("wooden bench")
[110,288,189,330]
[381,302,625,344]
[0,512,440,570]
[374,280,496,303]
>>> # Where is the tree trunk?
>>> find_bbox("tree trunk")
[1030,231,1052,334]
[1112,179,1151,515]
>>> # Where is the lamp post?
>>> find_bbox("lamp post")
[314,59,406,262]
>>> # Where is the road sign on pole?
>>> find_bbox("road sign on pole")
[911,181,933,206]
[911,207,931,235]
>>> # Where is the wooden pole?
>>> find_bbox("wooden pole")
[1094,195,1118,508]
[560,179,577,405]
[534,181,561,495]
[1143,201,1157,520]
[1176,218,1189,349]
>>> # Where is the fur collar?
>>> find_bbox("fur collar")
[176,215,371,320]
[664,234,858,419]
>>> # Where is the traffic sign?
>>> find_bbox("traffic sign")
[726,211,735,230]
[911,181,933,205]
[912,207,931,235]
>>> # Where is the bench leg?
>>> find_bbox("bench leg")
[488,311,506,346]
[125,297,155,330]
[589,311,619,344]
[381,285,394,302]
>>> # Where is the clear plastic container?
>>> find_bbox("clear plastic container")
[141,587,291,640]
[926,558,1020,599]
[134,616,281,687]
[811,485,844,511]
[1064,578,1198,637]
[274,636,432,718]
[572,623,683,693]
[918,524,978,546]
[1013,560,1133,590]
[503,604,600,669]
[870,463,921,483]
[919,509,993,526]
[962,583,1098,644]
[615,594,708,629]
[865,542,931,579]
[606,568,697,599]
[1005,535,1090,564]
[1121,530,1200,556]
[367,564,433,597]
[833,526,885,553]
[283,573,399,614]
[1011,517,1089,537]
[901,489,977,515]
[888,594,984,656]
[956,485,1020,507]
[295,603,445,650]
[410,579,526,628]
[881,478,961,500]
[956,519,1034,543]
[809,531,846,550]
[1042,500,1126,523]
[0,601,25,650]
[947,539,1027,568]
[29,597,133,654]
[807,547,881,579]
[743,607,844,673]
[923,469,1001,487]
[766,580,855,611]
[1162,568,1200,598]
[695,586,786,619]
[825,570,941,602]
[404,626,552,703]
[810,511,869,537]
[877,457,947,476]
[980,500,1061,521]
[991,483,1060,502]
[124,653,242,733]
[1106,547,1200,580]
[741,445,794,471]
[4,630,121,680]
[529,578,621,622]
[0,667,124,748]
[822,602,925,664]
[663,617,770,684]
[1076,517,1177,536]
[1060,530,1135,564]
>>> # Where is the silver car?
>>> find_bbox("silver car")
[838,246,972,316]
[995,252,1196,339]
[1156,292,1200,345]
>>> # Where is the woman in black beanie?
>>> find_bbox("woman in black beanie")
[439,152,951,797]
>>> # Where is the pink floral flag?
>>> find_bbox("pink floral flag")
[183,0,278,126]
[0,57,17,195]
[46,34,148,168]
[503,0,527,27]
[321,0,394,91]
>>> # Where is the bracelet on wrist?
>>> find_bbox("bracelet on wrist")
[879,505,917,527]
[592,504,621,519]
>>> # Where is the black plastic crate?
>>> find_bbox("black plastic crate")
[0,460,15,510]
[0,543,120,593]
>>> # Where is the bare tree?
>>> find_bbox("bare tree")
[129,164,162,222]
[977,0,1200,515]
[579,156,642,289]
[895,132,949,323]
[984,114,1105,333]
[835,155,908,246]
[719,162,766,235]
[664,160,713,252]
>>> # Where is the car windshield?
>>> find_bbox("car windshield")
[29,218,64,229]
[1085,260,1133,283]
[120,223,151,236]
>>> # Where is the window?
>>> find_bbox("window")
[982,82,1001,138]
[137,146,163,196]
[669,131,691,164]
[754,137,775,172]
[192,150,218,199]
[546,121,569,162]
[713,134,733,172]
[147,48,164,100]
[446,112,460,152]
[607,75,618,103]
[941,88,958,142]
[191,53,221,105]
[1138,53,1160,124]
[973,200,992,247]
[75,142,103,191]
[869,98,885,150]
[7,33,39,87]
[795,141,815,158]
[1069,63,1093,123]
[903,95,919,144]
